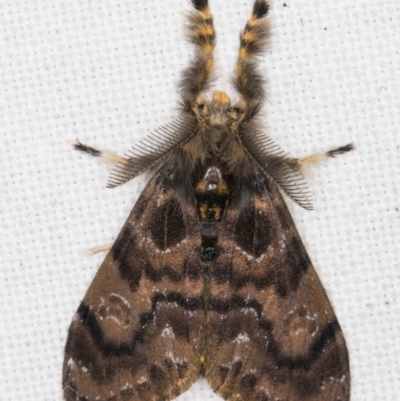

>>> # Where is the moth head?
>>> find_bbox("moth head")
[192,92,246,128]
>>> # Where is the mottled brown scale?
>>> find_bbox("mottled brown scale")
[63,174,207,401]
[64,1,352,400]
[204,174,350,401]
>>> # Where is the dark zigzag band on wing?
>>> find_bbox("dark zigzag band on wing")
[72,293,343,373]
[64,293,204,385]
[208,296,342,370]
[112,221,310,294]
[111,226,202,293]
[211,248,310,295]
[211,180,312,295]
[74,293,203,354]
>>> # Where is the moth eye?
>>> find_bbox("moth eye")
[197,104,205,111]
[229,107,243,119]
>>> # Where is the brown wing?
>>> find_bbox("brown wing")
[63,173,204,401]
[204,174,350,401]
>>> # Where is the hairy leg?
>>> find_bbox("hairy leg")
[180,0,216,111]
[233,0,271,120]
[74,140,126,165]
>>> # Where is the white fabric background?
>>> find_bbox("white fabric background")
[0,0,399,400]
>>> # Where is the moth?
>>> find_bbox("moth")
[63,1,353,400]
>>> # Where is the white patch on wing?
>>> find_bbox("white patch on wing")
[166,351,187,364]
[150,237,184,252]
[110,293,131,308]
[161,324,175,338]
[121,382,133,391]
[240,307,258,318]
[256,253,267,262]
[233,333,250,343]
[235,245,267,263]
[235,245,254,260]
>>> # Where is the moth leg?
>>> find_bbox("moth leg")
[233,0,271,120]
[74,139,127,165]
[262,143,354,210]
[85,243,113,256]
[275,142,355,170]
[297,142,355,170]
[180,0,216,111]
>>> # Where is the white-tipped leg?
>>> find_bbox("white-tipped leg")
[296,143,355,172]
[74,140,127,165]
[85,243,113,256]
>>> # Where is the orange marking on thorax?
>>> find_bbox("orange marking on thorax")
[212,91,230,106]
[199,203,208,220]
[197,180,207,193]
[217,182,228,195]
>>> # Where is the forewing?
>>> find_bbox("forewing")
[205,174,350,401]
[63,173,204,401]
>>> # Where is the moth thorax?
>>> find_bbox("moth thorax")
[197,167,228,195]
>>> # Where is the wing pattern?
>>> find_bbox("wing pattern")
[204,172,350,401]
[64,167,350,401]
[64,1,352,399]
[63,173,205,401]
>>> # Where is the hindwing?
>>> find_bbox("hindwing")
[63,173,204,401]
